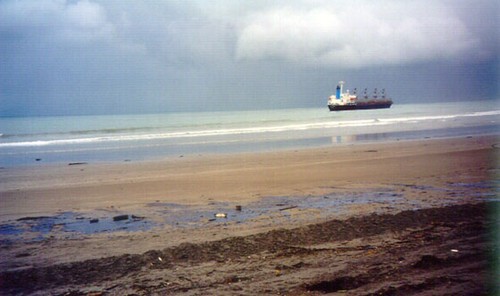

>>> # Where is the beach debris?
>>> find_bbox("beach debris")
[235,205,242,211]
[223,275,241,284]
[15,252,31,258]
[131,215,145,221]
[35,158,41,161]
[158,257,163,262]
[413,255,442,269]
[113,214,129,222]
[89,218,99,224]
[17,216,50,221]
[279,205,298,211]
[450,249,459,253]
[215,213,227,218]
[305,276,367,293]
[68,162,88,166]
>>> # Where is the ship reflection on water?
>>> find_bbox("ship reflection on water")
[332,133,390,144]
[331,124,499,145]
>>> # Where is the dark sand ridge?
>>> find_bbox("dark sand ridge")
[0,203,496,295]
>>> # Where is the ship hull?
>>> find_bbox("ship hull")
[328,102,392,111]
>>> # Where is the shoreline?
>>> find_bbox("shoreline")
[2,122,498,167]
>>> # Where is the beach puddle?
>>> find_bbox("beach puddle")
[1,182,491,244]
[147,201,266,226]
[0,212,155,244]
[448,181,495,189]
[393,183,449,192]
[0,189,423,244]
[446,181,497,200]
[147,190,409,228]
[0,224,24,236]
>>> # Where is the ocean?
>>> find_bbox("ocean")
[1,100,498,167]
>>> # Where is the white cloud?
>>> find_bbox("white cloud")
[235,1,479,68]
[1,0,485,68]
[59,0,116,43]
[64,0,106,29]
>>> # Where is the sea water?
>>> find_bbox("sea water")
[0,100,498,166]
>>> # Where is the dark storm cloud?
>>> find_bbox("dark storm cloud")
[0,0,497,116]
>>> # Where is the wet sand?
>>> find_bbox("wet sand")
[0,136,498,295]
[1,136,496,218]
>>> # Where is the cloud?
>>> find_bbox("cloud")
[0,0,115,44]
[235,1,480,68]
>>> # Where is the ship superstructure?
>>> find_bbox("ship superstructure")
[328,81,393,111]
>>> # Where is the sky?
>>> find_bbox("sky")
[0,0,498,116]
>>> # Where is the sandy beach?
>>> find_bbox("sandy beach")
[0,135,498,295]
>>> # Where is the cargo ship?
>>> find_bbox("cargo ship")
[328,81,393,111]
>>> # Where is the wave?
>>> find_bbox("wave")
[1,110,498,148]
[0,118,297,140]
[0,126,159,139]
[378,110,500,123]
